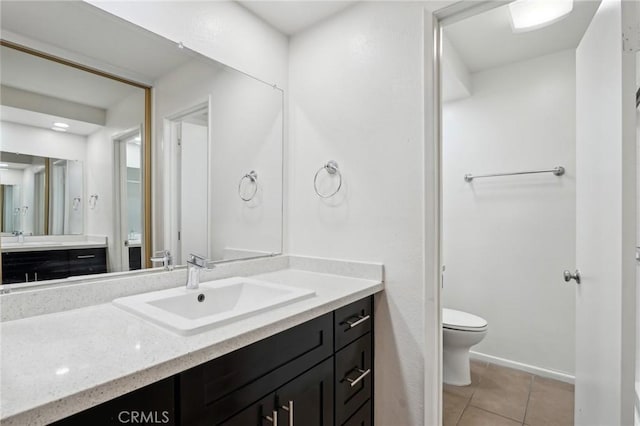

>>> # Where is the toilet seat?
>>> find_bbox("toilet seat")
[443,308,487,332]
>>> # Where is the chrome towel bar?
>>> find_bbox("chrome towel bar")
[464,166,565,182]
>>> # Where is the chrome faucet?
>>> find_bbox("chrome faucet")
[13,231,24,243]
[150,250,173,271]
[186,253,215,290]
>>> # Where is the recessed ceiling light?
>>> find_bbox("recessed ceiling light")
[51,127,67,132]
[53,122,69,128]
[0,164,8,168]
[509,0,573,33]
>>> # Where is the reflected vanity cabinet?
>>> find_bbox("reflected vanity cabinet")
[54,296,374,426]
[1,247,107,284]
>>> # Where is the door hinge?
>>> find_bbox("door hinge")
[623,24,640,53]
[178,231,181,241]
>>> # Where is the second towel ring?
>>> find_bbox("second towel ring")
[314,160,342,198]
[238,170,258,201]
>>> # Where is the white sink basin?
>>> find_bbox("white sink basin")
[113,277,316,335]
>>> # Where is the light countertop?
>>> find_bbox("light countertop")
[1,241,107,253]
[0,268,383,425]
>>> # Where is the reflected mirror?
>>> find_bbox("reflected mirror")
[0,1,284,287]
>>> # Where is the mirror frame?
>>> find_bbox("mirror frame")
[0,39,153,274]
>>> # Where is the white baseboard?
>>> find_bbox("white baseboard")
[470,351,575,384]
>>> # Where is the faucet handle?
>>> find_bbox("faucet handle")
[150,250,173,271]
[187,253,216,269]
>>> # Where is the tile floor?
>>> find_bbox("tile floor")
[443,361,574,426]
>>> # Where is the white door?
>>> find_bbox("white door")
[575,0,637,423]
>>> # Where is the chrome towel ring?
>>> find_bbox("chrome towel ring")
[314,160,342,198]
[238,170,258,201]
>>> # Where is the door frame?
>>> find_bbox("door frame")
[163,99,211,264]
[430,0,637,424]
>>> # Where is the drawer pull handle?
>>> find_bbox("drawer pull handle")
[345,368,371,387]
[280,400,294,425]
[264,410,278,425]
[76,255,95,259]
[343,314,370,329]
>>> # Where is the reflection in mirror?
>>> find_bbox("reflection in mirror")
[157,58,284,264]
[0,152,84,236]
[0,40,148,283]
[1,1,284,288]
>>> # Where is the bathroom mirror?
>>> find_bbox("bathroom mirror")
[0,152,84,236]
[0,1,284,287]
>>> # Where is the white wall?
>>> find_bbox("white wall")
[66,160,84,235]
[86,90,145,271]
[288,2,444,424]
[1,121,86,160]
[443,50,576,375]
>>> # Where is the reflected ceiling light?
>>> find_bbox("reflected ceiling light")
[51,127,67,132]
[509,0,573,32]
[55,366,70,376]
[0,164,7,168]
[53,122,69,128]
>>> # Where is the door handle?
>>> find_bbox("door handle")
[563,269,581,284]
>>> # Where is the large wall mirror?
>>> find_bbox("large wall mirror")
[0,1,284,287]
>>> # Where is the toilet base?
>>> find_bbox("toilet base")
[443,348,472,386]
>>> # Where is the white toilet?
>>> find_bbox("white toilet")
[442,308,488,386]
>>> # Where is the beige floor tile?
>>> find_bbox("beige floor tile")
[444,391,469,426]
[445,360,489,399]
[469,363,533,422]
[524,376,574,426]
[458,406,522,426]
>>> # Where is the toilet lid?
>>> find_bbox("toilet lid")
[443,308,487,331]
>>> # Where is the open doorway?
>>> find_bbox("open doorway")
[438,2,601,424]
[166,104,210,265]
[113,128,143,272]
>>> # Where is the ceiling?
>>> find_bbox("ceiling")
[0,1,193,83]
[237,1,355,35]
[444,0,601,73]
[0,106,103,137]
[1,46,138,110]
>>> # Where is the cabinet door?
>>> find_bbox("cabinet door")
[220,394,276,426]
[275,358,334,426]
[2,250,67,283]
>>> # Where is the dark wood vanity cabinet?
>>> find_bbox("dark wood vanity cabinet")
[1,247,107,284]
[54,296,374,426]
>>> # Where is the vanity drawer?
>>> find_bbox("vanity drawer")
[343,399,372,426]
[67,248,107,276]
[180,313,333,426]
[335,333,373,425]
[334,296,372,351]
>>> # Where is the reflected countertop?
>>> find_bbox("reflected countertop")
[1,237,107,253]
[0,264,384,425]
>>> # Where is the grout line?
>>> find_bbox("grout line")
[455,361,487,426]
[522,373,535,425]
